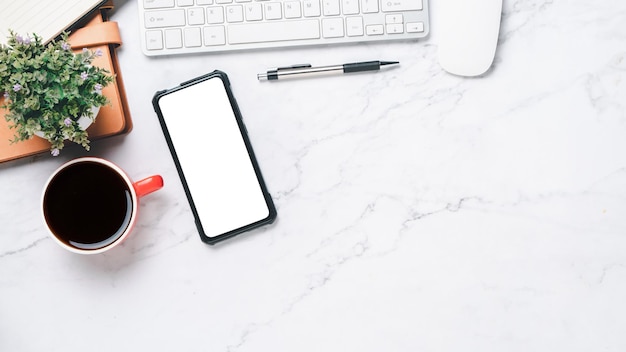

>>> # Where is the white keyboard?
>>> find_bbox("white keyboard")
[139,0,429,56]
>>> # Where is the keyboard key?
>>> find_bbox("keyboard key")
[204,26,226,45]
[322,17,344,37]
[144,0,175,9]
[303,0,321,17]
[361,0,378,13]
[342,0,360,15]
[385,14,402,23]
[381,0,422,12]
[145,30,164,49]
[406,21,424,33]
[145,9,186,28]
[188,8,205,25]
[184,27,202,46]
[264,2,283,19]
[228,20,320,44]
[284,1,302,19]
[197,0,214,4]
[322,0,340,16]
[165,28,183,48]
[386,23,403,33]
[244,3,263,20]
[206,7,225,23]
[226,5,244,22]
[177,0,194,6]
[346,16,363,36]
[365,24,383,35]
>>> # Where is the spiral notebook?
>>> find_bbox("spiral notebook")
[0,0,106,45]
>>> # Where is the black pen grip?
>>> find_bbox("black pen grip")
[343,61,381,73]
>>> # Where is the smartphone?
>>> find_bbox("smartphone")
[152,71,276,245]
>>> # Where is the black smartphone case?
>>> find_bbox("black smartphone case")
[152,70,277,245]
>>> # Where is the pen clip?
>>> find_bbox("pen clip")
[276,64,312,71]
[259,64,312,81]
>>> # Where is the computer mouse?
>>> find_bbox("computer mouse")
[437,0,503,77]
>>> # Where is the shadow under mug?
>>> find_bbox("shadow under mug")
[41,157,164,255]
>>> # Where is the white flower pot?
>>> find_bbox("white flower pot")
[34,106,100,139]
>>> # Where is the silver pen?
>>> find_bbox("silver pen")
[257,60,399,81]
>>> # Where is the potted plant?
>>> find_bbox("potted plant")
[0,31,114,156]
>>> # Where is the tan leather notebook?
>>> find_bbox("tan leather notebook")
[0,5,132,162]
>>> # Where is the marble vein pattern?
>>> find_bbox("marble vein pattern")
[1,0,626,351]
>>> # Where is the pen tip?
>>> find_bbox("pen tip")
[380,61,400,66]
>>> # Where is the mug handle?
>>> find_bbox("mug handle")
[133,175,164,198]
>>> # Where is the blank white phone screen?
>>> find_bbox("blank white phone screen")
[157,77,270,238]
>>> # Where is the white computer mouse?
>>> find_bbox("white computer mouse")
[437,0,503,77]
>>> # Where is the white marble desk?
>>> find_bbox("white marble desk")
[2,0,626,351]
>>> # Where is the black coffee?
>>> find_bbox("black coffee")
[43,161,133,250]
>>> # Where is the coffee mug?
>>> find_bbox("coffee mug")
[41,157,164,254]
